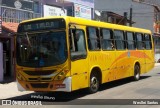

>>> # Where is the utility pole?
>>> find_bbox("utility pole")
[124,12,127,25]
[129,5,133,26]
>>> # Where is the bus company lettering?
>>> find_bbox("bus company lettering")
[31,95,55,100]
[133,100,158,105]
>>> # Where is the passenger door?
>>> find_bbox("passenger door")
[69,26,88,91]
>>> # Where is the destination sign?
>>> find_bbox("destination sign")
[18,19,66,32]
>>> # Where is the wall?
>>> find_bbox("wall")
[0,42,3,82]
[94,0,154,32]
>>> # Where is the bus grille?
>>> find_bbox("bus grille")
[29,78,52,81]
[30,83,49,88]
[24,70,56,76]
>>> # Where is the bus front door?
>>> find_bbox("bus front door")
[69,26,89,91]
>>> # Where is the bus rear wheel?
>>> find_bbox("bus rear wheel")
[133,64,140,81]
[88,73,99,93]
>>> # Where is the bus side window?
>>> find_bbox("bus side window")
[136,33,144,50]
[114,30,126,50]
[87,27,100,50]
[126,32,136,50]
[75,30,86,52]
[101,28,114,50]
[69,29,87,60]
[144,34,152,50]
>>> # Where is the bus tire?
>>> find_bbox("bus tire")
[88,72,99,93]
[133,64,140,81]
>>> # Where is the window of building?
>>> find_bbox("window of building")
[34,1,40,13]
[114,30,126,50]
[1,7,40,23]
[87,27,100,50]
[101,28,114,50]
[144,34,152,49]
[126,32,135,50]
[136,33,144,50]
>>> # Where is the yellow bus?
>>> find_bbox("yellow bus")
[16,16,155,93]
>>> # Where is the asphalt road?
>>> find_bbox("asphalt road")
[1,64,160,108]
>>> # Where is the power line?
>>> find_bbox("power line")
[95,7,155,11]
[133,12,155,14]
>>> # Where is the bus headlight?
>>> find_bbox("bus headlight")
[17,73,26,81]
[54,71,66,81]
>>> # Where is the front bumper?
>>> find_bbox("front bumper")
[17,77,72,92]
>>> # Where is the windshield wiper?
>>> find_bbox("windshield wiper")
[25,32,32,47]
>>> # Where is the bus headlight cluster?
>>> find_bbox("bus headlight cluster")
[54,71,65,81]
[54,68,69,81]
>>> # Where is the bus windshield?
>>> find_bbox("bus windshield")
[16,31,67,67]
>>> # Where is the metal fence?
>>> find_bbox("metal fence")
[1,6,41,23]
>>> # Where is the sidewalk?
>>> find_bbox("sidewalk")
[0,81,33,99]
[155,63,160,67]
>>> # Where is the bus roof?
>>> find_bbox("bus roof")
[20,16,151,34]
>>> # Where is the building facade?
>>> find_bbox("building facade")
[132,0,160,62]
[94,0,154,32]
[1,0,41,23]
[0,0,42,82]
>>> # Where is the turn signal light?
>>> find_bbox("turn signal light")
[54,71,65,81]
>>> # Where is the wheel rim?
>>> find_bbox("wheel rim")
[90,77,98,91]
[135,65,140,80]
[135,72,140,79]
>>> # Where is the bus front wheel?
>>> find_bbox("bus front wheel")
[88,72,99,93]
[133,64,140,81]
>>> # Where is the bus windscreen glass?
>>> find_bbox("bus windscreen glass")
[16,31,67,67]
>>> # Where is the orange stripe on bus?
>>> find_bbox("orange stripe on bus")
[111,51,151,67]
